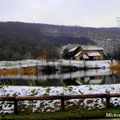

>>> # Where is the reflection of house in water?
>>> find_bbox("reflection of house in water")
[75,72,120,85]
[101,74,120,84]
[63,78,80,86]
[75,76,104,85]
[63,45,104,60]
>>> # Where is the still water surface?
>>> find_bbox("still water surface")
[0,69,120,86]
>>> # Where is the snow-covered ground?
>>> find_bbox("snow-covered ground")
[0,59,114,69]
[59,59,112,68]
[0,84,120,113]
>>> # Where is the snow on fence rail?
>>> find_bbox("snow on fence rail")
[0,93,120,113]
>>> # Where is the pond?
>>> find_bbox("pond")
[0,69,120,86]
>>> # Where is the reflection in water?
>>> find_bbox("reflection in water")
[0,69,120,86]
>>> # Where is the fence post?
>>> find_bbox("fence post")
[14,98,18,113]
[61,96,65,111]
[106,94,110,109]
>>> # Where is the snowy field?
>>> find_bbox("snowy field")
[0,84,120,113]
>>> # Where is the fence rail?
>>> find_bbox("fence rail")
[0,93,120,113]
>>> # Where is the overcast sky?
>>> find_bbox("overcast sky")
[0,0,120,27]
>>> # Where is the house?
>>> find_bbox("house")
[63,45,104,60]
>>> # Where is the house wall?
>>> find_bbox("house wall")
[74,56,80,61]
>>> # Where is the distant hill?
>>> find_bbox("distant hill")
[0,22,120,60]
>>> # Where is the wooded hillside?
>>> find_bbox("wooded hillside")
[0,22,120,60]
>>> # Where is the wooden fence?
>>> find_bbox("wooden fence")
[0,93,120,113]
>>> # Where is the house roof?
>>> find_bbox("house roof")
[74,51,82,57]
[81,45,103,51]
[68,47,79,52]
[68,45,103,53]
[87,52,101,57]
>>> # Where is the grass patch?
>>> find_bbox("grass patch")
[1,107,120,120]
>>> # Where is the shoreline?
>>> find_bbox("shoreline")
[0,59,113,75]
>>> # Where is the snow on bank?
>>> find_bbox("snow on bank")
[0,59,113,69]
[0,84,120,113]
[60,59,112,68]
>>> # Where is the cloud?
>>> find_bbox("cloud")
[0,0,119,27]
